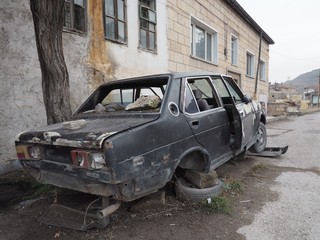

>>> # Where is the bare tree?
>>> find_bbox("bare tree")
[30,0,72,124]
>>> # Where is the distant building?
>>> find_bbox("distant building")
[269,83,297,102]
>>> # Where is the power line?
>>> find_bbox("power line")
[270,49,320,61]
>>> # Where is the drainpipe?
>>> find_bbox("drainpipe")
[254,31,262,100]
[318,69,320,108]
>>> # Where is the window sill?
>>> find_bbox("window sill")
[246,74,255,79]
[190,55,218,66]
[138,47,158,55]
[105,38,128,46]
[63,28,87,36]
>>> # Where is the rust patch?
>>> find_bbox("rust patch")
[87,0,115,91]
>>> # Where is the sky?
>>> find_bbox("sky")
[237,0,320,83]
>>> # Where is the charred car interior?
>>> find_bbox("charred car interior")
[15,72,267,229]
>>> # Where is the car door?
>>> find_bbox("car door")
[221,76,255,149]
[182,76,233,167]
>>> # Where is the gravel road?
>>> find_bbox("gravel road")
[238,112,320,240]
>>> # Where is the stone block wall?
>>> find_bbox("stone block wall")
[267,102,289,116]
[166,0,270,98]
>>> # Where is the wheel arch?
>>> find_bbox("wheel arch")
[260,113,266,125]
[177,146,210,172]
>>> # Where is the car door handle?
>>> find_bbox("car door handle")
[190,120,199,128]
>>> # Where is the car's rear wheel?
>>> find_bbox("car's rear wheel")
[249,122,267,153]
[175,177,223,201]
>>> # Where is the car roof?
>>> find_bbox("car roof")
[99,72,228,87]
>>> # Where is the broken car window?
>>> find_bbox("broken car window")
[77,78,168,114]
[184,77,220,113]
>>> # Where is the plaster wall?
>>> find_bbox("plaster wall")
[0,0,90,166]
[107,0,168,79]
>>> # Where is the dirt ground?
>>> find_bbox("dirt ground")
[0,156,283,240]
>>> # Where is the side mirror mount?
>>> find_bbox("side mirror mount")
[243,95,252,104]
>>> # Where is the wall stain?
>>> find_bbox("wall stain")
[87,0,115,91]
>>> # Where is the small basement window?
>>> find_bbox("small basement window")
[64,0,86,32]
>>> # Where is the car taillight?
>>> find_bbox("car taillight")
[71,150,106,170]
[16,146,30,159]
[89,152,106,169]
[16,145,42,160]
[29,146,41,159]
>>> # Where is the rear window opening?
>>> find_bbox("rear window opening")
[76,77,169,115]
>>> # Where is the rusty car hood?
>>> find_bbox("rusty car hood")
[16,114,159,149]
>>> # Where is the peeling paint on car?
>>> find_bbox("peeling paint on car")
[43,131,61,142]
[53,138,84,148]
[62,119,86,130]
[132,156,144,167]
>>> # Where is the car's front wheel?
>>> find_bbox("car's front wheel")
[249,122,267,153]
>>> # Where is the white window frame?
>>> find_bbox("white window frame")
[231,34,238,65]
[190,17,218,64]
[259,60,266,81]
[246,51,255,77]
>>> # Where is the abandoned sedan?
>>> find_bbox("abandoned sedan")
[15,72,266,203]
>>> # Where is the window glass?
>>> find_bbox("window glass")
[149,32,155,50]
[224,80,242,103]
[246,52,254,76]
[191,18,218,64]
[185,78,220,113]
[139,0,156,51]
[140,29,147,48]
[206,33,212,62]
[106,17,115,39]
[104,0,126,43]
[195,26,205,59]
[259,61,266,80]
[63,0,86,32]
[117,0,124,20]
[212,77,229,98]
[184,85,199,114]
[118,21,125,41]
[105,0,114,16]
[231,35,238,65]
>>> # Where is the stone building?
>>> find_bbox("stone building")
[269,83,297,102]
[0,0,274,170]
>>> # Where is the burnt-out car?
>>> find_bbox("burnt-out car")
[15,72,266,202]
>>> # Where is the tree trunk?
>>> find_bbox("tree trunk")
[30,0,72,125]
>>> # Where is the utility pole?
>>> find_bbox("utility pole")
[318,69,320,108]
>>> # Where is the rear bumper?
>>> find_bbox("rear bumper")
[20,160,134,201]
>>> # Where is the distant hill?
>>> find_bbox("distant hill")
[285,69,320,93]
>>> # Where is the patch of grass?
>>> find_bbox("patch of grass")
[223,180,243,194]
[200,196,231,215]
[248,162,268,176]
